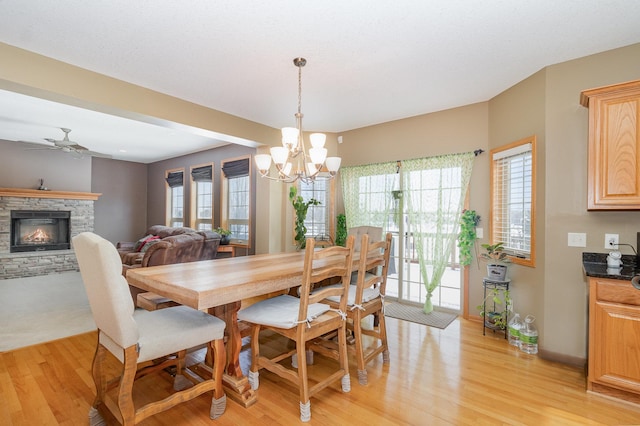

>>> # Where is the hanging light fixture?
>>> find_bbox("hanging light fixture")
[255,57,341,183]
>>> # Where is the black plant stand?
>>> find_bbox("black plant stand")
[482,277,511,338]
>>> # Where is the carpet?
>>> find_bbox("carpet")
[0,271,96,352]
[385,303,457,329]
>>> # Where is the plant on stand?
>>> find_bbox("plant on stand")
[289,186,320,250]
[214,227,232,245]
[477,287,512,330]
[480,242,511,281]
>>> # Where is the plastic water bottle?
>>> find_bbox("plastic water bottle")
[507,313,523,347]
[520,315,538,354]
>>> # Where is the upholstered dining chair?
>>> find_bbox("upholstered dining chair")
[316,232,392,385]
[347,225,383,251]
[73,232,227,425]
[237,235,356,422]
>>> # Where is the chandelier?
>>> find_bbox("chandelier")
[254,57,341,183]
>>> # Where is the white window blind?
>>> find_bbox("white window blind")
[492,142,533,259]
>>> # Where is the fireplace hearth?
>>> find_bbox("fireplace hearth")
[11,210,71,253]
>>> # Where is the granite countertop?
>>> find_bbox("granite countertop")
[582,252,638,281]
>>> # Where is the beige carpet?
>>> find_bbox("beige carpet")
[385,303,457,329]
[0,271,96,352]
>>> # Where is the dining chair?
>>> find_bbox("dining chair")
[237,235,356,422]
[347,225,383,251]
[73,232,227,425]
[315,232,392,385]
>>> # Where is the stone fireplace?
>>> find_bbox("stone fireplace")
[0,188,101,279]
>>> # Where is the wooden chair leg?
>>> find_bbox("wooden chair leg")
[248,325,261,390]
[297,338,311,422]
[210,338,227,419]
[337,323,351,392]
[379,312,390,363]
[352,312,367,385]
[119,346,139,425]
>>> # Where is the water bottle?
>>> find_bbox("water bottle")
[507,313,523,347]
[520,315,538,354]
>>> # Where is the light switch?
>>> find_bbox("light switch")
[476,227,483,239]
[568,232,587,247]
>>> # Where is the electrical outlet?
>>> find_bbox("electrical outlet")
[604,233,619,249]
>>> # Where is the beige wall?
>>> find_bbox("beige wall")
[541,43,640,362]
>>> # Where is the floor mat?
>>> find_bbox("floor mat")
[385,303,457,329]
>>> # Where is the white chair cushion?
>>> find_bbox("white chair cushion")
[102,305,226,363]
[315,283,380,305]
[238,295,331,329]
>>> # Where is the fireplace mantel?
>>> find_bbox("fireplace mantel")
[0,188,101,201]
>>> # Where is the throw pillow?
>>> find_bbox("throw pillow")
[134,234,157,252]
[140,238,161,253]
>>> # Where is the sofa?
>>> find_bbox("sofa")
[117,225,221,307]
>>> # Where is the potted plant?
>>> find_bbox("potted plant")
[289,186,320,250]
[480,242,510,280]
[335,213,347,247]
[214,227,232,245]
[477,287,512,330]
[458,209,480,267]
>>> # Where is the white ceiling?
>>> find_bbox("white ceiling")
[1,1,639,163]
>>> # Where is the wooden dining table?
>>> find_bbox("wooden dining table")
[126,250,315,408]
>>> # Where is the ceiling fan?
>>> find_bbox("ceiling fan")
[29,128,112,159]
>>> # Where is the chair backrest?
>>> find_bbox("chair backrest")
[299,235,356,321]
[347,226,383,251]
[355,232,393,302]
[73,232,139,349]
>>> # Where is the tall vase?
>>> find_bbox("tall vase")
[423,294,434,314]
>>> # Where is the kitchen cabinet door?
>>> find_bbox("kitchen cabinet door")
[581,80,640,210]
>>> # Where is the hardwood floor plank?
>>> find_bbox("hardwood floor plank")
[2,317,640,425]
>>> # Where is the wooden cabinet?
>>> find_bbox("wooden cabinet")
[581,80,640,210]
[588,277,640,403]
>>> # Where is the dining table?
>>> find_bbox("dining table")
[126,250,318,408]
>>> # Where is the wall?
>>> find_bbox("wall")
[0,139,91,192]
[91,157,148,244]
[541,43,640,363]
[488,69,548,357]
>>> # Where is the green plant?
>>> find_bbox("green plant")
[289,186,320,250]
[335,213,347,247]
[477,288,512,329]
[214,227,232,236]
[458,209,480,266]
[480,242,511,263]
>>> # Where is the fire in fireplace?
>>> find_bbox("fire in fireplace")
[10,210,71,252]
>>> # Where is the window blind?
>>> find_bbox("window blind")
[191,165,212,182]
[165,171,184,188]
[222,158,250,178]
[492,143,532,258]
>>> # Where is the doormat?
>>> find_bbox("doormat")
[385,303,457,330]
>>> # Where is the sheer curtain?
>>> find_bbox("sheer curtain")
[403,152,474,313]
[340,161,399,231]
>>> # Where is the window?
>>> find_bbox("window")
[190,164,213,231]
[221,157,251,245]
[298,177,335,241]
[490,135,536,267]
[165,169,184,227]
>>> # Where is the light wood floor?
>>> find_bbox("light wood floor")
[2,316,640,425]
